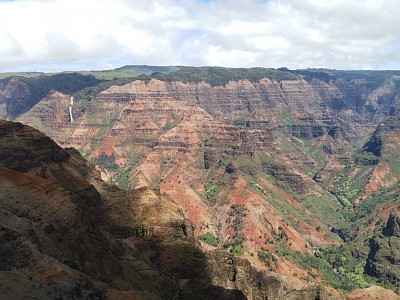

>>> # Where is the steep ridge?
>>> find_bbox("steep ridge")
[1,119,349,300]
[9,67,400,296]
[0,78,31,120]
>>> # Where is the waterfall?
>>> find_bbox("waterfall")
[68,96,74,122]
[69,106,74,122]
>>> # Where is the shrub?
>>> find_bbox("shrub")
[93,152,118,170]
[197,232,218,247]
[258,248,277,268]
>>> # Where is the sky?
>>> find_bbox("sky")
[1,0,400,72]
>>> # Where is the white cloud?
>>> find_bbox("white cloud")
[0,0,400,71]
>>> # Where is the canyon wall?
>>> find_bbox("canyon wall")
[8,71,400,297]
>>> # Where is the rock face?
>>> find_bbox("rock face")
[0,119,341,300]
[365,212,400,288]
[347,286,400,300]
[0,78,31,119]
[383,213,400,237]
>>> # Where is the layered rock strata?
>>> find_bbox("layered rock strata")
[0,120,348,299]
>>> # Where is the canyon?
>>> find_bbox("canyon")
[1,66,400,299]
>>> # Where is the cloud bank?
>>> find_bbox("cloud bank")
[1,0,399,71]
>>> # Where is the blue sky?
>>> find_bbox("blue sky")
[0,0,399,71]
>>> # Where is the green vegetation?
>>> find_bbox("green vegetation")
[271,131,326,179]
[278,107,295,124]
[235,155,259,179]
[230,243,245,256]
[381,149,400,177]
[149,175,163,191]
[335,182,356,207]
[304,69,400,90]
[276,244,369,291]
[229,204,246,243]
[0,65,348,126]
[217,204,247,257]
[354,151,380,166]
[78,70,142,80]
[258,248,277,268]
[250,178,313,227]
[0,72,47,79]
[72,78,135,100]
[26,73,100,102]
[78,66,173,81]
[301,194,344,228]
[355,186,400,219]
[113,65,178,75]
[326,151,377,210]
[0,72,101,117]
[334,160,369,208]
[201,140,238,204]
[112,155,143,190]
[161,112,182,132]
[224,241,246,256]
[151,66,300,86]
[296,138,325,165]
[292,69,336,83]
[259,152,306,195]
[0,65,178,118]
[205,184,219,200]
[197,232,218,247]
[27,117,53,137]
[93,152,118,171]
[278,108,308,126]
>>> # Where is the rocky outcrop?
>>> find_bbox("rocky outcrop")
[347,285,399,300]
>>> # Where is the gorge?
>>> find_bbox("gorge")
[0,66,399,299]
